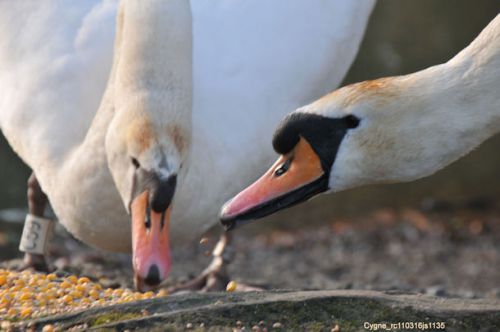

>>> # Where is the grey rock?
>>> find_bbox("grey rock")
[25,290,500,331]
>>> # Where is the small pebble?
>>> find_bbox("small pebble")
[331,324,340,332]
[1,321,12,330]
[272,322,282,329]
[186,322,193,329]
[425,286,447,297]
[42,325,55,332]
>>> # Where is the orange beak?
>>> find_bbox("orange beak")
[131,191,171,292]
[220,137,328,230]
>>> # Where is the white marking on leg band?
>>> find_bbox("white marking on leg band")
[19,214,54,255]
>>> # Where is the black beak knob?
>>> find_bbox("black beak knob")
[149,175,177,213]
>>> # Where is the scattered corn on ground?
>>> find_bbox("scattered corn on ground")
[0,269,168,321]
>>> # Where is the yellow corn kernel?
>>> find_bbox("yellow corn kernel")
[68,275,78,284]
[226,281,237,292]
[62,295,73,304]
[112,288,124,296]
[45,290,57,300]
[20,307,32,318]
[156,289,168,297]
[10,285,22,292]
[47,274,57,281]
[121,296,134,302]
[14,279,25,286]
[60,281,72,289]
[143,291,154,299]
[7,308,18,317]
[75,284,87,293]
[0,275,7,287]
[71,291,83,299]
[89,289,100,300]
[19,292,32,301]
[80,298,91,306]
[78,277,90,284]
[120,289,134,297]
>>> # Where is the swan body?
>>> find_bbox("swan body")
[0,0,374,258]
[221,14,500,228]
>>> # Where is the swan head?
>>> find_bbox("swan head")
[106,102,190,291]
[220,78,417,229]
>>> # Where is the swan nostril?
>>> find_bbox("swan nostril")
[274,158,292,177]
[131,157,141,169]
[144,264,161,286]
[144,205,151,229]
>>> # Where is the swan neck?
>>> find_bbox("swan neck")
[406,15,500,138]
[114,0,193,121]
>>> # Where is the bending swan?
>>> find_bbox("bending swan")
[221,14,500,229]
[1,0,193,291]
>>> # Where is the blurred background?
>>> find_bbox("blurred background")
[1,0,499,296]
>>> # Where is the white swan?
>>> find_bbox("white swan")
[221,14,500,229]
[0,0,374,289]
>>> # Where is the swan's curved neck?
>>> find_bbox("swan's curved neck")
[416,14,500,136]
[386,16,500,180]
[114,0,193,124]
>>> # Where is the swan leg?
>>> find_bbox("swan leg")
[168,233,234,292]
[19,173,51,272]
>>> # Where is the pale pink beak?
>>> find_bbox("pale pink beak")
[131,191,171,292]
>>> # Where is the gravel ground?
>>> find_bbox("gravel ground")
[1,198,500,299]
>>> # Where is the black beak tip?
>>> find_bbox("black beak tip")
[219,213,236,231]
[144,264,161,286]
[220,213,258,232]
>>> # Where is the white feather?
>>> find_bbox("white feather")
[0,0,374,251]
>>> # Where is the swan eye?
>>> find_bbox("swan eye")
[343,115,360,129]
[131,157,141,169]
[274,158,292,177]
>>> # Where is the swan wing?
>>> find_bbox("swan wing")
[0,0,117,167]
